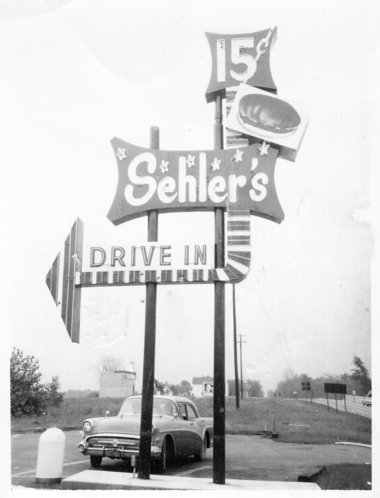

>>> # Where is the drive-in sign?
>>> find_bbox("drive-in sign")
[45,26,308,485]
[107,138,284,225]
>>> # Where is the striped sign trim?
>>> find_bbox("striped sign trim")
[77,268,215,286]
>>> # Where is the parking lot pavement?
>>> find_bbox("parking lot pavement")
[227,435,371,479]
[182,435,371,482]
[11,431,371,489]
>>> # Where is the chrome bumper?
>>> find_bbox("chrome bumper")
[78,440,161,460]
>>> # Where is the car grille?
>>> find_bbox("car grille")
[88,436,139,450]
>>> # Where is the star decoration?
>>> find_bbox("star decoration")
[251,157,259,171]
[116,147,127,160]
[159,160,169,174]
[258,142,270,156]
[233,149,244,162]
[211,157,221,171]
[186,154,196,168]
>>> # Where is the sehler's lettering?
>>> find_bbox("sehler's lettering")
[124,151,265,206]
[107,139,284,225]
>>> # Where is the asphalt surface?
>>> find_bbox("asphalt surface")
[11,430,371,489]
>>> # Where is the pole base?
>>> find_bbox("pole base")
[35,477,62,484]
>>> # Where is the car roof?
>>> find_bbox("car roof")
[125,394,195,404]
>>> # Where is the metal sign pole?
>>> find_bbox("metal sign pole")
[138,127,159,480]
[213,92,225,485]
[232,284,240,409]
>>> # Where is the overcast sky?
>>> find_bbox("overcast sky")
[2,0,378,398]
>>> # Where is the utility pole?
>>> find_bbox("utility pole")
[232,284,240,409]
[237,334,247,399]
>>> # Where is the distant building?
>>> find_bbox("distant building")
[99,370,136,398]
[192,376,213,397]
[192,376,229,397]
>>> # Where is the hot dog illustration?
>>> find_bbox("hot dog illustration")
[237,93,301,139]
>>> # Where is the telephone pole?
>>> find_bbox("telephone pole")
[237,334,247,399]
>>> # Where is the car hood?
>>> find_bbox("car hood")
[89,414,172,435]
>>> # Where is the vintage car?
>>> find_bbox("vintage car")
[78,395,213,472]
[362,390,372,407]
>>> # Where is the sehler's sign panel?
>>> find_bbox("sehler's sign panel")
[205,28,277,102]
[226,85,309,162]
[107,138,284,225]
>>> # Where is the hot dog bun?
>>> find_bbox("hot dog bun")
[237,93,300,139]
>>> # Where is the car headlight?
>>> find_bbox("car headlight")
[83,420,94,433]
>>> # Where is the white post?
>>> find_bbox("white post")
[35,428,66,484]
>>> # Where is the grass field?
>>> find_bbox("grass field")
[11,396,371,445]
[314,464,371,490]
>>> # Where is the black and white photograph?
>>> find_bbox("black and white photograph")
[2,0,378,495]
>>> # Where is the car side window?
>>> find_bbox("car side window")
[172,402,180,418]
[178,403,187,420]
[186,404,198,421]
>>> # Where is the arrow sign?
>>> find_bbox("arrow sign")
[46,218,83,343]
[46,209,252,341]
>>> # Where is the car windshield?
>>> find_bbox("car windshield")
[119,398,178,417]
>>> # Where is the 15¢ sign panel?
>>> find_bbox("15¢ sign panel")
[205,28,277,102]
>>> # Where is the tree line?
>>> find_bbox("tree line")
[14,349,367,418]
[10,348,64,417]
[269,356,371,398]
[154,378,264,398]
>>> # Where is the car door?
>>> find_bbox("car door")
[184,403,203,456]
[174,402,190,456]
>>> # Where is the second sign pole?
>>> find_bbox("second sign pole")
[213,92,226,485]
[138,126,160,479]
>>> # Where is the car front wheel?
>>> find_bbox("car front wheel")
[90,455,102,467]
[194,435,207,462]
[157,438,168,473]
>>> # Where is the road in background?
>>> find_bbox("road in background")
[311,395,371,419]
